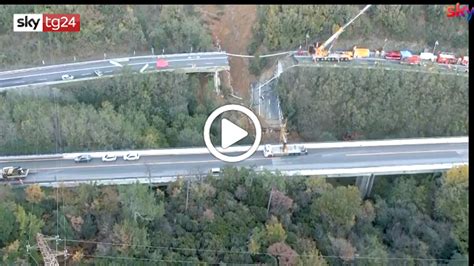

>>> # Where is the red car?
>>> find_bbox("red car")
[156,58,169,68]
[402,55,421,65]
[385,51,401,60]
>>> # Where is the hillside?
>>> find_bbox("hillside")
[249,5,468,55]
[0,167,468,265]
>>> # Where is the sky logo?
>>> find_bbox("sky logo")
[446,3,473,22]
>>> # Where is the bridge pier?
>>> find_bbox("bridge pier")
[214,71,221,94]
[356,174,375,198]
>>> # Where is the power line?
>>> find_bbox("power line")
[83,254,199,264]
[59,238,467,263]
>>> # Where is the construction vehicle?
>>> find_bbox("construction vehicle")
[437,53,457,64]
[385,50,401,60]
[420,52,437,62]
[309,5,372,62]
[2,166,29,180]
[352,47,370,58]
[263,119,308,158]
[401,55,421,65]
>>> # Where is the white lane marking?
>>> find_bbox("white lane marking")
[139,64,149,73]
[12,80,26,84]
[346,149,462,157]
[205,62,214,65]
[109,60,123,67]
[81,73,89,76]
[36,78,47,81]
[32,157,264,171]
[104,70,113,73]
[0,157,63,163]
[0,57,228,81]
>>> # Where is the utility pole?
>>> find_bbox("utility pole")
[185,180,190,212]
[433,40,439,54]
[266,187,274,215]
[305,33,310,50]
[36,233,67,266]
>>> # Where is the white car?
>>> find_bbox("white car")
[102,154,117,162]
[210,168,221,174]
[61,74,74,80]
[94,70,103,77]
[123,152,140,161]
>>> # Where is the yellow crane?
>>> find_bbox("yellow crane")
[312,5,372,59]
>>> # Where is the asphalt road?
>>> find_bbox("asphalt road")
[0,52,230,90]
[294,55,469,73]
[0,142,467,184]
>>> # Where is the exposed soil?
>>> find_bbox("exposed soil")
[198,5,257,100]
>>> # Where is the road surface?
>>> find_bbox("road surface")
[0,142,467,185]
[0,52,230,90]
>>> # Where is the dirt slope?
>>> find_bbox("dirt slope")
[198,5,257,99]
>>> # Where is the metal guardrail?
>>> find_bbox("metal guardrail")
[20,162,468,187]
[0,136,468,162]
[0,52,228,76]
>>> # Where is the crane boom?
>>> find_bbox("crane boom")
[317,5,372,54]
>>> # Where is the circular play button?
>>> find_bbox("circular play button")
[203,104,262,163]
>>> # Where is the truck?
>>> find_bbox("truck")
[437,53,457,64]
[352,47,370,58]
[263,144,308,158]
[385,50,401,60]
[420,52,437,62]
[2,166,29,180]
[401,55,421,65]
[309,5,371,62]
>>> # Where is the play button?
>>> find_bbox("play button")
[203,104,262,163]
[221,118,248,149]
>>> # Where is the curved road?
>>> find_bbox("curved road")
[0,142,468,185]
[0,52,230,90]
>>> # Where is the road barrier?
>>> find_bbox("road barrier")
[0,52,228,76]
[21,162,468,187]
[0,136,467,162]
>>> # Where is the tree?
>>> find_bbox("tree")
[112,219,150,257]
[435,166,468,254]
[118,183,164,223]
[15,205,45,249]
[0,202,17,247]
[269,190,294,217]
[267,242,299,266]
[265,218,287,245]
[81,213,98,239]
[329,236,356,263]
[25,184,44,204]
[297,249,328,266]
[311,186,362,236]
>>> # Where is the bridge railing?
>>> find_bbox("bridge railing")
[21,162,468,188]
[0,136,467,162]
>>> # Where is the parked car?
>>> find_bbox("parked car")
[210,168,221,174]
[61,74,74,80]
[123,152,140,161]
[102,154,117,162]
[74,154,92,163]
[94,70,103,77]
[384,51,401,60]
[156,58,169,68]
